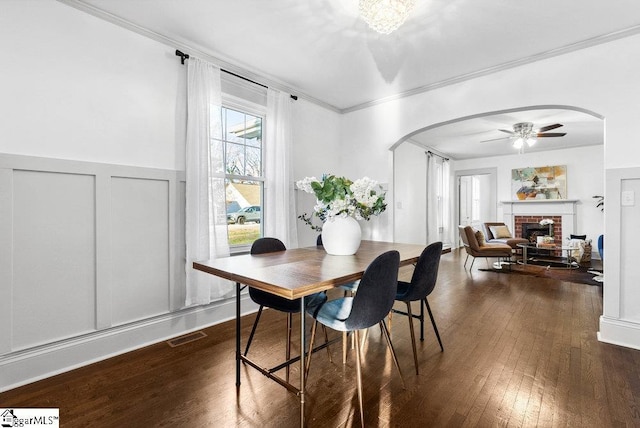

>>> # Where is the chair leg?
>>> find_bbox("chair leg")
[424,298,443,352]
[360,328,369,351]
[322,325,332,363]
[464,254,469,268]
[286,313,292,383]
[380,320,405,389]
[419,299,425,342]
[244,305,264,356]
[405,302,419,375]
[305,320,318,380]
[354,329,365,428]
[342,331,348,364]
[351,327,356,350]
[470,257,475,269]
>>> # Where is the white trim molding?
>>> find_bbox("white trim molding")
[598,167,640,350]
[0,296,257,392]
[598,316,640,350]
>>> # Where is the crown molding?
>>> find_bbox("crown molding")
[341,24,640,114]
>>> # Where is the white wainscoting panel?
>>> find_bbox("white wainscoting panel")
[172,180,186,310]
[12,169,97,350]
[0,153,256,392]
[110,177,170,325]
[599,167,640,350]
[0,168,14,355]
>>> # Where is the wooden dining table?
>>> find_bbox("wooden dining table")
[192,240,427,427]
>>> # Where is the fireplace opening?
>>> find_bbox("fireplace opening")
[522,222,556,256]
[514,215,562,244]
[522,223,552,243]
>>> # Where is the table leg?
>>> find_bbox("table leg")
[522,246,528,265]
[236,281,241,388]
[300,296,306,428]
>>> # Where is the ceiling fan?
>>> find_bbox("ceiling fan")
[481,122,566,151]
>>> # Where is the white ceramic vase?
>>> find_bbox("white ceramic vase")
[321,216,362,255]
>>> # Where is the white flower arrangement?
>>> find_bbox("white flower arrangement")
[539,218,555,226]
[296,174,387,231]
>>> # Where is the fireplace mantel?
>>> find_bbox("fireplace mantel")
[501,199,578,205]
[501,199,577,238]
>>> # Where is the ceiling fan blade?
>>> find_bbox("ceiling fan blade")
[537,123,563,132]
[498,129,515,135]
[536,132,567,137]
[480,136,511,143]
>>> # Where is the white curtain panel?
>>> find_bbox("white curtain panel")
[442,159,453,246]
[265,88,298,248]
[426,153,440,244]
[185,58,231,306]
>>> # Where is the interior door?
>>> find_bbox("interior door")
[459,176,473,227]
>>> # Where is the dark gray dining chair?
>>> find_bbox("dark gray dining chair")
[305,250,405,427]
[244,237,328,382]
[392,241,443,374]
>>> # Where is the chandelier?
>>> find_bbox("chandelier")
[359,0,416,34]
[511,122,537,151]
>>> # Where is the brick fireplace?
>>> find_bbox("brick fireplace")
[501,199,577,243]
[515,215,563,242]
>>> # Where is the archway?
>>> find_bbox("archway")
[391,105,605,248]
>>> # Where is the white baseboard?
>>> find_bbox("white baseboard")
[598,315,640,350]
[0,295,258,392]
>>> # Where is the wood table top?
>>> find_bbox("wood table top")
[193,240,426,300]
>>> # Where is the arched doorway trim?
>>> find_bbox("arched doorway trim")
[388,104,604,151]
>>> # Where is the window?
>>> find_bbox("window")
[471,176,480,222]
[216,105,265,250]
[435,160,444,237]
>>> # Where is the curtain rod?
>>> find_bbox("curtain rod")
[175,50,298,100]
[426,151,450,161]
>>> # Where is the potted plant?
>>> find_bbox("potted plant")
[593,195,604,212]
[296,174,387,255]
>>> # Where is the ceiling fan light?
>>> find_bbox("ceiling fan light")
[512,138,524,149]
[527,137,537,147]
[359,0,416,34]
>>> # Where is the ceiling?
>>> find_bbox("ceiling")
[407,108,604,160]
[70,0,634,158]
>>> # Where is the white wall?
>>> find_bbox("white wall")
[340,34,640,349]
[453,145,605,245]
[0,0,342,391]
[0,0,186,170]
[393,142,427,244]
[292,99,343,247]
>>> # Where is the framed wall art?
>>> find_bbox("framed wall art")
[511,165,567,200]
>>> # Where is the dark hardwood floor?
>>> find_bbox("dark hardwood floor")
[1,249,638,427]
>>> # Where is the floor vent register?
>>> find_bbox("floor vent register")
[166,331,207,347]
